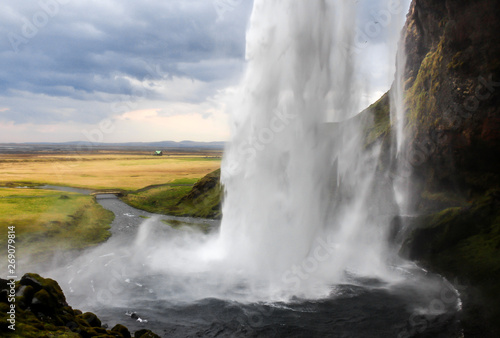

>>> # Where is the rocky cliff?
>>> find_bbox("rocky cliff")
[390,0,500,336]
[402,0,500,208]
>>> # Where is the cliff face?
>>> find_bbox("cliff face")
[402,0,500,207]
[394,0,500,336]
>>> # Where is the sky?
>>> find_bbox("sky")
[0,0,410,143]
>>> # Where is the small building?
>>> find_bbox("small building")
[153,150,163,156]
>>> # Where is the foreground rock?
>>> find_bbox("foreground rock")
[0,273,160,338]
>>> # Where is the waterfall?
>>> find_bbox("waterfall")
[218,0,403,300]
[390,23,412,218]
[390,41,408,157]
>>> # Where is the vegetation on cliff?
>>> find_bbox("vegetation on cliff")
[395,0,500,335]
[122,169,222,219]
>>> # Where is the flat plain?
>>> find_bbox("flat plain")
[0,150,222,190]
[0,147,222,266]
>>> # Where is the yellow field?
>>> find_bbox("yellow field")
[0,153,221,190]
[0,151,222,268]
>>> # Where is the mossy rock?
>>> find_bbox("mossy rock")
[79,311,102,328]
[16,285,35,310]
[111,324,132,338]
[400,190,500,335]
[0,274,159,338]
[135,329,162,338]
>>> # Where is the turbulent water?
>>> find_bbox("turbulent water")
[41,1,464,336]
[219,0,400,299]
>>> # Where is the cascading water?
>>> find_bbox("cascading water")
[42,1,463,336]
[218,0,400,299]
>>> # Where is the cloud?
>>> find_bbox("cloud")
[0,0,253,133]
[0,0,411,142]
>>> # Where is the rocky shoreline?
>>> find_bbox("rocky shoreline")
[0,273,160,338]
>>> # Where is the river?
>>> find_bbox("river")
[18,186,461,337]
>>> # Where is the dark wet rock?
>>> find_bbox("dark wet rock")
[135,329,162,338]
[0,273,159,338]
[112,323,132,338]
[80,311,102,328]
[0,278,9,291]
[20,273,44,292]
[0,279,9,304]
[377,0,500,335]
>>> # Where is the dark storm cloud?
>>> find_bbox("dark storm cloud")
[0,0,253,123]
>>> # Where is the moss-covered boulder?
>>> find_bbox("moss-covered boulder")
[0,273,159,338]
[134,329,161,338]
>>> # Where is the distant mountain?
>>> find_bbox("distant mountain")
[14,140,226,150]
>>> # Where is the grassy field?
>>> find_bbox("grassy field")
[0,188,114,263]
[0,152,221,190]
[0,150,221,266]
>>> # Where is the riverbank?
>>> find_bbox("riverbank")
[0,188,114,267]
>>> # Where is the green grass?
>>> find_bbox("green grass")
[122,185,193,214]
[169,178,199,185]
[0,188,114,261]
[122,169,222,219]
[362,91,391,146]
[161,219,211,233]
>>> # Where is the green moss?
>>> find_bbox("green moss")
[447,51,465,70]
[1,274,159,338]
[111,323,131,338]
[161,219,211,233]
[401,190,500,334]
[406,39,445,130]
[362,92,391,146]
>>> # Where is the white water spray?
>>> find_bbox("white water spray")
[46,0,415,306]
[217,0,403,300]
